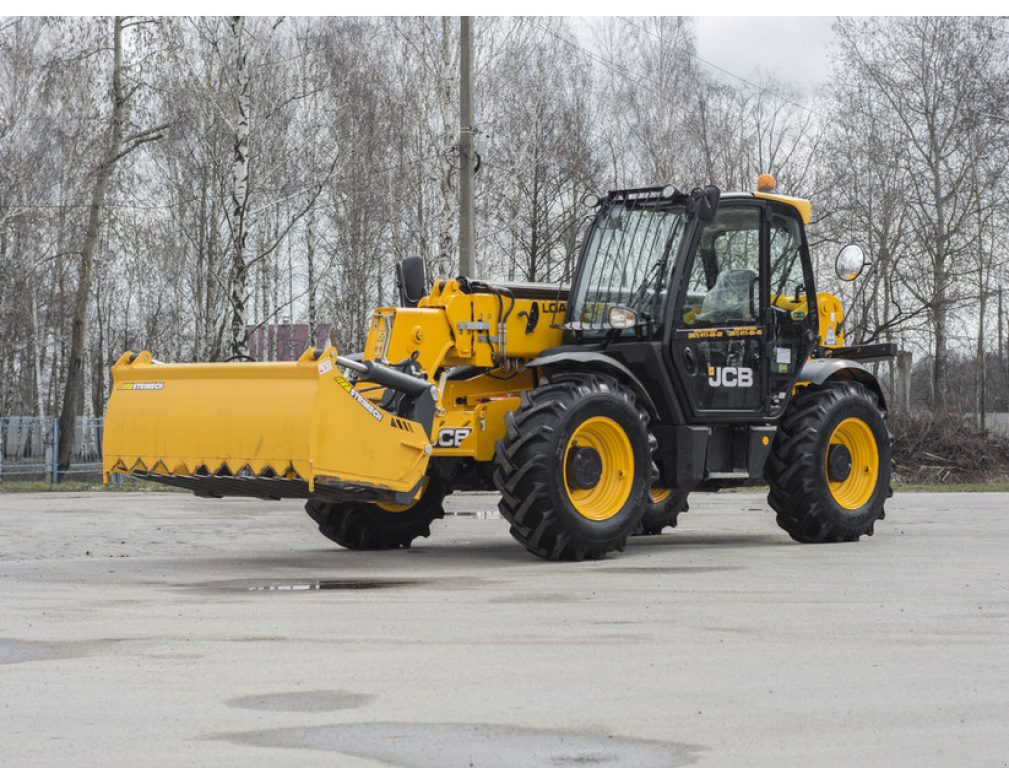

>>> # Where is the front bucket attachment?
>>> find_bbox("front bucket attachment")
[103,348,432,505]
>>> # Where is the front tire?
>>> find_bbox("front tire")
[493,373,650,561]
[304,478,447,550]
[765,380,892,543]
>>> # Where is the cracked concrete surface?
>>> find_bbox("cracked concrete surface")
[1,490,1007,766]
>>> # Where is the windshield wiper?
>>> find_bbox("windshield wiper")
[622,216,684,325]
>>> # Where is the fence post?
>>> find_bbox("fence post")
[51,417,59,484]
[896,351,912,412]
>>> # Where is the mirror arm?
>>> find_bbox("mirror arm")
[836,261,875,338]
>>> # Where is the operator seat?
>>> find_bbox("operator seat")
[697,269,757,323]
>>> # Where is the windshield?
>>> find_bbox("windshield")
[567,204,687,333]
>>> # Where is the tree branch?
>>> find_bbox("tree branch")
[110,122,171,164]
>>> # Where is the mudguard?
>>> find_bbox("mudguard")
[525,349,658,418]
[797,358,888,410]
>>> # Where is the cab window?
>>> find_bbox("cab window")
[680,207,761,327]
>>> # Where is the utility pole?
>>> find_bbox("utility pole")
[458,15,476,277]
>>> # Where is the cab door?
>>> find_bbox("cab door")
[670,204,764,420]
[764,203,818,417]
[668,201,815,422]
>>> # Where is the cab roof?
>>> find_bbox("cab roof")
[722,191,811,225]
[599,186,812,225]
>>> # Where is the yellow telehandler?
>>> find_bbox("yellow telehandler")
[104,178,895,560]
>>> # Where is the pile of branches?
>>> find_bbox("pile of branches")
[890,409,1009,484]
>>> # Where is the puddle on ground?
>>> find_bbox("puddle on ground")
[224,722,697,767]
[188,577,426,593]
[597,566,742,575]
[489,592,582,604]
[245,578,421,592]
[228,690,374,712]
[0,639,62,665]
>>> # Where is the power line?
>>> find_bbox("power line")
[528,20,685,116]
[529,18,818,151]
[618,17,820,118]
[1,152,448,213]
[2,103,522,215]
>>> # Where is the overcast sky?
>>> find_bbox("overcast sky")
[693,16,836,95]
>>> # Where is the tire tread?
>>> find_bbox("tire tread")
[493,373,650,561]
[766,381,892,543]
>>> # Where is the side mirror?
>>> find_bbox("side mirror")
[396,256,427,307]
[608,306,637,330]
[695,185,721,223]
[835,244,868,281]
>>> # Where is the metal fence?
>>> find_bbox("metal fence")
[0,416,104,483]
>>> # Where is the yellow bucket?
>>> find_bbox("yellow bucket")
[103,347,432,503]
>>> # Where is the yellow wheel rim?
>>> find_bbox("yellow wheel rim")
[563,416,635,521]
[649,487,673,504]
[827,418,879,509]
[376,478,428,513]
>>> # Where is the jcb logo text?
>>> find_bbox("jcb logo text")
[437,428,472,448]
[708,367,754,388]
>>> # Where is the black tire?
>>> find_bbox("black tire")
[636,488,690,535]
[304,478,446,550]
[765,380,892,543]
[493,373,651,561]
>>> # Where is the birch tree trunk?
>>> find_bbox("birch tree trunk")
[228,15,252,359]
[306,208,316,342]
[194,159,209,361]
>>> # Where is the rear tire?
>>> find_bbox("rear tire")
[636,488,689,535]
[305,478,446,550]
[493,373,650,561]
[765,380,892,543]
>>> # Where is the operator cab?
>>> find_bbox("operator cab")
[561,179,819,490]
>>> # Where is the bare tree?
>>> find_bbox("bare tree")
[820,72,913,349]
[56,16,168,476]
[4,13,1009,455]
[834,17,1007,413]
[485,18,598,282]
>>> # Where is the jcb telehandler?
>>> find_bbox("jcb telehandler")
[104,177,895,560]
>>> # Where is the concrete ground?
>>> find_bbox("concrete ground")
[0,489,1006,767]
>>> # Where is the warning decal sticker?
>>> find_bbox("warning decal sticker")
[334,375,384,422]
